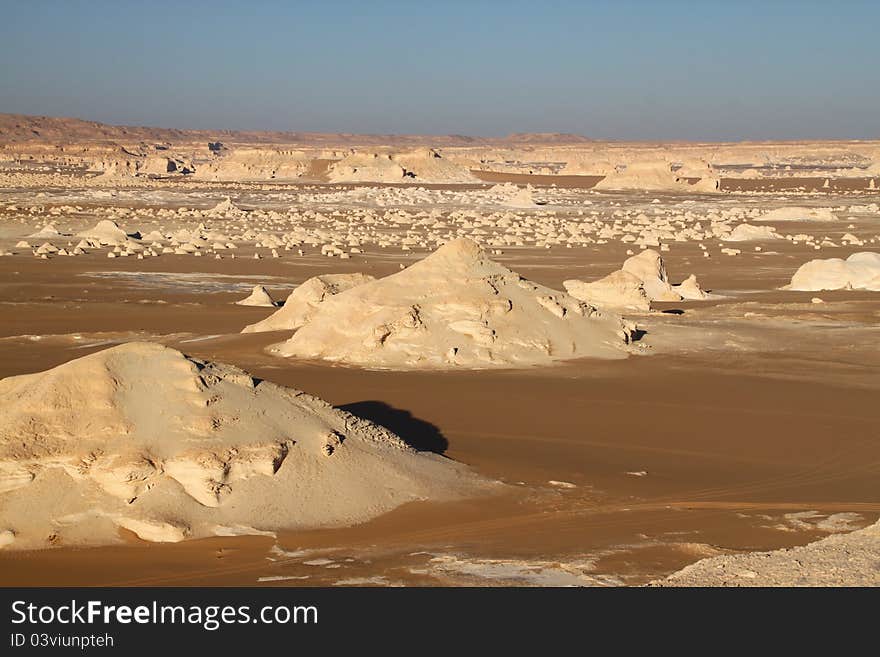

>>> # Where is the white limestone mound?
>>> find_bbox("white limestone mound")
[676,274,709,300]
[507,184,543,207]
[242,273,375,333]
[654,518,880,586]
[567,249,708,305]
[327,149,476,183]
[594,161,681,191]
[786,252,880,291]
[28,223,68,239]
[92,161,134,182]
[559,157,614,176]
[235,285,278,307]
[756,206,837,222]
[563,270,651,312]
[271,238,637,368]
[394,148,478,183]
[621,249,683,301]
[0,342,487,549]
[327,152,404,182]
[678,160,722,192]
[192,149,309,182]
[489,183,544,208]
[207,197,246,218]
[76,219,136,245]
[725,223,781,242]
[593,160,719,193]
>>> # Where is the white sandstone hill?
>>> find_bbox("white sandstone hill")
[0,342,488,549]
[243,273,375,333]
[270,238,637,368]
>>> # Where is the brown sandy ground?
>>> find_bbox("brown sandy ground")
[0,236,877,586]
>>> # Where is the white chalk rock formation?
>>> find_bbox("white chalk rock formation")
[685,161,722,192]
[193,148,309,182]
[569,249,708,305]
[327,148,476,183]
[621,249,682,301]
[92,161,134,182]
[559,157,614,176]
[655,518,880,586]
[207,197,246,218]
[0,343,486,549]
[327,152,405,183]
[271,239,636,368]
[235,285,278,307]
[787,252,880,291]
[489,183,544,208]
[28,223,68,239]
[394,148,478,183]
[563,270,651,312]
[725,223,781,242]
[594,160,719,193]
[675,274,709,300]
[76,219,135,245]
[242,273,375,333]
[756,206,837,222]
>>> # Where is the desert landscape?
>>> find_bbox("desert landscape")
[0,112,876,586]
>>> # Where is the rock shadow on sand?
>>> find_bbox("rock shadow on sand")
[339,401,449,455]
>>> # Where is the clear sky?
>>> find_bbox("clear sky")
[2,0,878,139]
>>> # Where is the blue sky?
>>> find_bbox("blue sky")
[1,0,878,139]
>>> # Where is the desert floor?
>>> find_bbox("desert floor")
[0,173,878,586]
